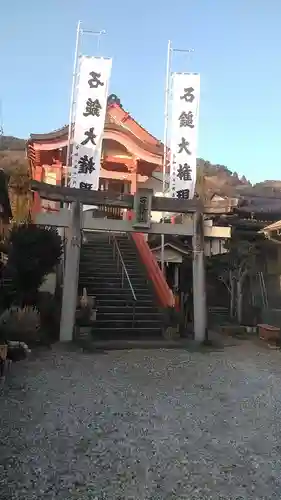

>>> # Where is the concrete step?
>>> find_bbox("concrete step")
[94,319,162,328]
[96,297,153,305]
[81,246,112,251]
[96,311,162,319]
[116,260,140,266]
[82,275,146,282]
[79,280,149,289]
[91,327,163,340]
[81,288,139,296]
[97,305,160,313]
[79,275,122,281]
[114,250,137,256]
[79,262,119,276]
[80,256,113,261]
[80,257,116,262]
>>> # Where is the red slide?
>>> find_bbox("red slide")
[130,231,175,309]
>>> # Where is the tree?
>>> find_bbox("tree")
[8,163,32,223]
[207,235,263,323]
[6,224,63,304]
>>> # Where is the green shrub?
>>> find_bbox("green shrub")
[7,224,63,303]
[0,306,41,343]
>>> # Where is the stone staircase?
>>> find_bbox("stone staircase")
[78,232,163,339]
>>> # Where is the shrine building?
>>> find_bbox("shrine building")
[27,94,167,219]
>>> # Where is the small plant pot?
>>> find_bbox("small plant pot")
[258,324,280,342]
[74,325,92,342]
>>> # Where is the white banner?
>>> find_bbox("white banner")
[169,73,200,200]
[70,56,112,194]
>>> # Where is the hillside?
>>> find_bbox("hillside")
[1,135,281,197]
[196,159,252,197]
[0,135,26,151]
[0,135,27,174]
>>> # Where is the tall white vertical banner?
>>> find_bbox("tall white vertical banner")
[169,73,200,200]
[70,56,112,196]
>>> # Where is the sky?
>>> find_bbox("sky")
[1,0,281,183]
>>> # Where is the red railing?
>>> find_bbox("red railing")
[126,210,175,309]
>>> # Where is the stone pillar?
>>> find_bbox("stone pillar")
[192,211,207,343]
[59,201,82,342]
[174,264,179,289]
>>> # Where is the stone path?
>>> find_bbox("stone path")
[1,342,281,499]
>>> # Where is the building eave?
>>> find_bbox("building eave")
[28,95,164,155]
[151,242,191,256]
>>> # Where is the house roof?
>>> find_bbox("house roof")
[149,235,191,255]
[235,194,281,218]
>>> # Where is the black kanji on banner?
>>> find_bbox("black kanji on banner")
[176,189,190,199]
[178,137,191,155]
[83,98,102,117]
[177,163,192,181]
[180,87,195,103]
[88,71,104,89]
[81,127,97,146]
[179,111,194,128]
[80,182,93,190]
[78,155,96,174]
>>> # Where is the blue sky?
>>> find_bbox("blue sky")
[1,0,280,182]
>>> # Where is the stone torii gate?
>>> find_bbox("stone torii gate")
[32,181,235,343]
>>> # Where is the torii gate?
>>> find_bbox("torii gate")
[32,181,236,343]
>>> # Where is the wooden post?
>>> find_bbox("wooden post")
[192,211,207,342]
[59,201,82,342]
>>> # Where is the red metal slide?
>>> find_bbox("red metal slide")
[131,232,175,309]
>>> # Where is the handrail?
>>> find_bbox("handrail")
[130,232,175,308]
[109,233,137,326]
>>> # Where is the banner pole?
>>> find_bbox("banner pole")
[161,40,172,273]
[66,25,106,190]
[65,20,82,188]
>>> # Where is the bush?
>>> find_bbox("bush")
[0,306,41,343]
[7,224,63,303]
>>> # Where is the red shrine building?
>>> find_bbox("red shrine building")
[27,94,166,215]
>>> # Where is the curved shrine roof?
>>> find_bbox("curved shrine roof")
[28,94,164,158]
[30,125,68,142]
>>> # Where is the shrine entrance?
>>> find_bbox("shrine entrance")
[32,180,234,344]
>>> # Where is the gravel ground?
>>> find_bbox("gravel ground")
[1,342,281,499]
